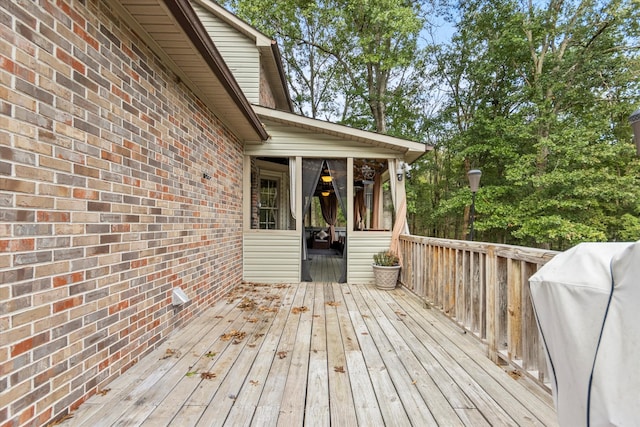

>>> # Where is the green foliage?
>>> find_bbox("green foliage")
[220,0,429,137]
[412,0,640,250]
[221,0,640,250]
[373,250,400,266]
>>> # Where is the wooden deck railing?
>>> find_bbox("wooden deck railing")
[398,235,558,388]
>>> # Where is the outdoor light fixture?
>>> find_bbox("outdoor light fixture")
[396,162,405,181]
[630,108,640,155]
[321,174,332,183]
[321,190,330,197]
[467,169,482,241]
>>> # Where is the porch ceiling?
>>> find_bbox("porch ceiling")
[253,106,431,164]
[111,0,268,142]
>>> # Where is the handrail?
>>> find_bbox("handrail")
[398,235,558,388]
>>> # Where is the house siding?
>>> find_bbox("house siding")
[245,119,403,159]
[243,231,300,283]
[0,2,244,426]
[192,2,261,104]
[348,232,393,284]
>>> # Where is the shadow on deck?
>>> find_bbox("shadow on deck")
[64,281,557,426]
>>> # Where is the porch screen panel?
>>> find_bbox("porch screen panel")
[301,159,324,281]
[327,159,348,283]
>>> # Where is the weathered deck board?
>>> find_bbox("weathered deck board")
[309,253,342,283]
[63,282,557,427]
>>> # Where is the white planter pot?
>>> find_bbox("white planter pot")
[372,264,400,290]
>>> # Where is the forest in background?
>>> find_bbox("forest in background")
[220,0,640,250]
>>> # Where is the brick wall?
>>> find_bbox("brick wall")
[0,1,245,426]
[259,63,277,109]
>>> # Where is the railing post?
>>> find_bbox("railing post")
[485,246,499,363]
[507,259,522,361]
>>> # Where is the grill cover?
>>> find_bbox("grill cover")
[529,241,640,426]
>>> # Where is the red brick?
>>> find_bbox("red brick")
[53,297,83,313]
[53,272,84,288]
[72,23,98,51]
[55,47,85,75]
[11,332,47,357]
[37,211,70,222]
[0,239,34,252]
[108,300,129,315]
[17,405,34,425]
[72,189,99,200]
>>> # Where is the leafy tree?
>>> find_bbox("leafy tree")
[219,0,429,138]
[220,0,640,249]
[418,0,640,249]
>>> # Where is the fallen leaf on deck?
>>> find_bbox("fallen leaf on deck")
[292,306,308,314]
[200,372,216,380]
[160,348,180,359]
[238,297,256,310]
[221,330,247,341]
[361,332,369,335]
[334,366,345,373]
[412,379,417,385]
[326,301,340,307]
[245,317,259,323]
[508,370,522,380]
[394,311,406,317]
[185,371,197,377]
[47,413,74,425]
[313,314,321,318]
[250,380,260,386]
[277,351,287,359]
[97,388,111,396]
[205,351,217,358]
[214,315,224,319]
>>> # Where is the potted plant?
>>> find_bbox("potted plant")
[372,250,401,290]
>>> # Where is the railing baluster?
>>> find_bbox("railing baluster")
[398,235,557,390]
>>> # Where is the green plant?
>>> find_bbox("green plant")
[373,250,399,266]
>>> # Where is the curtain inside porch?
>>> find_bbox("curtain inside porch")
[319,192,338,243]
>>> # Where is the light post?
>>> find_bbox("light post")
[467,169,482,241]
[631,109,640,155]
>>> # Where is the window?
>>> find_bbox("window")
[250,157,294,230]
[259,178,279,229]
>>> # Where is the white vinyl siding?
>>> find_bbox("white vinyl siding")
[244,231,300,283]
[245,120,402,159]
[347,231,392,284]
[193,3,260,104]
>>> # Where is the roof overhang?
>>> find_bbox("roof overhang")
[111,0,269,142]
[253,106,431,163]
[191,0,293,112]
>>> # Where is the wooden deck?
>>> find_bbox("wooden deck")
[308,252,343,283]
[64,282,557,426]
